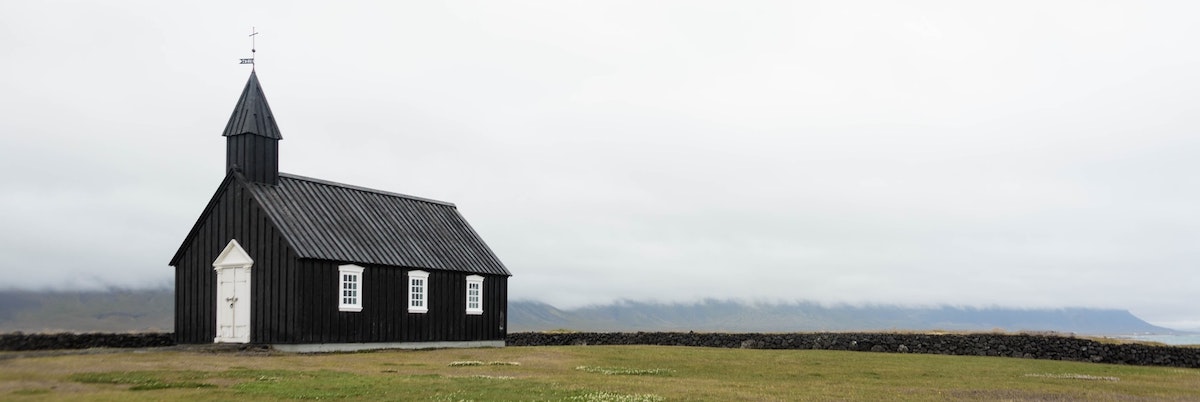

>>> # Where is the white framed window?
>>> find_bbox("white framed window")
[465,275,484,315]
[408,270,429,314]
[338,265,364,312]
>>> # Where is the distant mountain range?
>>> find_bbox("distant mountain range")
[0,288,173,333]
[0,288,1182,335]
[509,299,1183,335]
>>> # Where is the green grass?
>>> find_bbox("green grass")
[1,345,1197,400]
[69,371,216,391]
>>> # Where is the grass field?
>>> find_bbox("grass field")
[2,345,1198,401]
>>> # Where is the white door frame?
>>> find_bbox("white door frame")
[213,239,253,343]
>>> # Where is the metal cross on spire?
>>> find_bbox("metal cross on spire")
[239,27,258,68]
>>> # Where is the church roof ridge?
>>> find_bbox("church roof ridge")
[276,172,457,207]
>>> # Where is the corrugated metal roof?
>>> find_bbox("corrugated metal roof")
[245,173,511,276]
[222,70,283,139]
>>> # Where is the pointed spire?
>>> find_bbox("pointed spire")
[224,70,281,185]
[223,70,282,139]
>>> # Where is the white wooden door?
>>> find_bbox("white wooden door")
[212,239,253,344]
[215,266,251,343]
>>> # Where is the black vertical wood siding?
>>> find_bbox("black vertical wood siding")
[293,263,507,343]
[226,135,278,185]
[173,177,297,344]
[176,176,509,344]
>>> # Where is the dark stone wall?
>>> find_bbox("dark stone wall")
[507,332,1200,368]
[0,332,174,351]
[3,331,1196,369]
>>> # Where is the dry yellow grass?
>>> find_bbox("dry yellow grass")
[1,345,1198,401]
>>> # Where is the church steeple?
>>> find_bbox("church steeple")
[223,70,282,184]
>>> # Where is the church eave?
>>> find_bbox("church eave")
[168,170,238,266]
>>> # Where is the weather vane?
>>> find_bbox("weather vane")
[239,27,258,67]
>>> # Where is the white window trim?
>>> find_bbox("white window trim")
[465,275,484,315]
[408,270,429,314]
[338,264,364,312]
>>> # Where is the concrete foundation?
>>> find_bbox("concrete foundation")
[271,340,505,353]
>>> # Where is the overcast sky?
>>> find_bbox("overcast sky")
[1,1,1197,330]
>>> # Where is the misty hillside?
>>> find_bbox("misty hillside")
[0,289,1181,335]
[0,289,173,333]
[509,299,1180,335]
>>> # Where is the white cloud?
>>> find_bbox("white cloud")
[1,0,1197,329]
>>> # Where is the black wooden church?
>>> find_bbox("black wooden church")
[170,71,511,351]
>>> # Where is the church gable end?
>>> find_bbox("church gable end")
[172,172,300,344]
